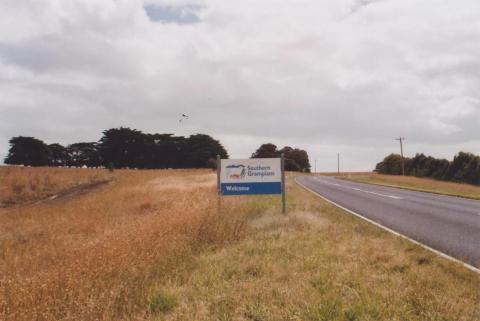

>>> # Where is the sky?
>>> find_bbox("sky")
[0,0,479,171]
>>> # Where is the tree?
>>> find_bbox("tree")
[251,143,279,159]
[250,144,311,172]
[375,151,480,185]
[279,146,311,172]
[447,152,476,182]
[148,134,187,169]
[184,134,228,168]
[48,143,68,167]
[4,136,50,166]
[375,154,404,175]
[4,128,231,170]
[67,142,101,167]
[98,127,149,169]
[462,156,480,185]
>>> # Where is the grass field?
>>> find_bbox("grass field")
[340,173,480,200]
[0,166,113,207]
[1,168,478,321]
[0,169,251,321]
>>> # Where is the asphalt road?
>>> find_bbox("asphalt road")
[296,176,480,269]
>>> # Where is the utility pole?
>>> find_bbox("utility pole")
[396,137,405,176]
[315,159,317,175]
[337,153,340,175]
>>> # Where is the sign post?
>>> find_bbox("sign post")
[281,153,286,214]
[217,156,286,214]
[216,154,221,213]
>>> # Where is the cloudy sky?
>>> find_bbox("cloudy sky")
[1,0,479,171]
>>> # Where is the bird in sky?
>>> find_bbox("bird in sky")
[179,114,189,122]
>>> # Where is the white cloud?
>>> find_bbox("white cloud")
[1,0,480,171]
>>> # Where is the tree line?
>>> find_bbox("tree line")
[4,128,311,172]
[4,128,228,169]
[251,143,311,172]
[375,152,480,185]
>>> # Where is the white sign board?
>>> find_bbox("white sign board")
[219,158,282,195]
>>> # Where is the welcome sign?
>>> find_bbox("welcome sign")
[219,158,283,195]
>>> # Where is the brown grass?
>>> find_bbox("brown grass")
[160,176,480,321]
[0,166,113,207]
[0,169,249,321]
[1,169,478,321]
[341,172,480,199]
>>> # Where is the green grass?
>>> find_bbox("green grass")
[149,291,178,316]
[146,177,480,320]
[340,173,480,200]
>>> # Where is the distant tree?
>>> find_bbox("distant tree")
[447,152,476,182]
[98,127,149,169]
[375,154,404,175]
[430,158,450,180]
[148,134,187,169]
[280,146,311,172]
[251,143,279,159]
[250,144,310,172]
[375,151,480,185]
[184,134,228,168]
[4,136,50,167]
[48,143,68,167]
[462,156,480,185]
[67,142,101,167]
[4,128,231,170]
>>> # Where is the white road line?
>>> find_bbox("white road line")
[295,177,480,275]
[317,178,403,200]
[351,187,403,200]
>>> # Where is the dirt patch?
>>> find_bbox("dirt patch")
[0,179,113,209]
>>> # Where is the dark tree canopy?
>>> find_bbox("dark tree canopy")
[48,143,68,167]
[3,127,230,170]
[4,137,50,167]
[251,143,311,172]
[375,151,480,185]
[184,134,229,168]
[280,146,311,173]
[67,142,101,168]
[98,128,150,169]
[251,143,279,159]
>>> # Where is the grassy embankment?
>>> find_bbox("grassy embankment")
[340,172,480,200]
[0,166,113,207]
[1,168,478,321]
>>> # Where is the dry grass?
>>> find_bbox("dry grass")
[0,169,250,321]
[151,176,480,321]
[0,166,113,207]
[1,169,478,321]
[342,173,480,200]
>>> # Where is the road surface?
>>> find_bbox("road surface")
[296,176,480,269]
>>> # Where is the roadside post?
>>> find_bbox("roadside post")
[217,154,221,213]
[281,153,286,214]
[217,155,286,214]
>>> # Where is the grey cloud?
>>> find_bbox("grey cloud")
[1,0,480,171]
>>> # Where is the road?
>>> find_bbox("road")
[296,176,480,269]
